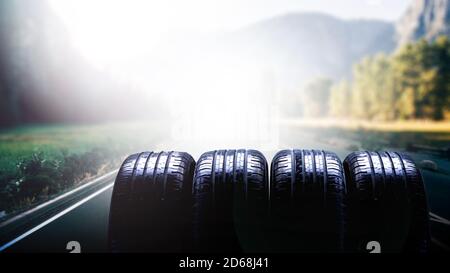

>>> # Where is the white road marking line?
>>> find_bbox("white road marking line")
[431,237,450,252]
[0,170,118,229]
[430,218,450,225]
[429,212,450,226]
[0,183,114,252]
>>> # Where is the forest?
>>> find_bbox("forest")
[325,36,450,121]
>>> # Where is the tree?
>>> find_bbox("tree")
[302,78,333,118]
[331,36,450,121]
[392,40,426,119]
[350,54,396,120]
[329,79,351,118]
[428,36,450,120]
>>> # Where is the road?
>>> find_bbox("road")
[0,152,449,253]
[0,172,116,253]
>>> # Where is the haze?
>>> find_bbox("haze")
[49,0,411,65]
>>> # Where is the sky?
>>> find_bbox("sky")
[48,0,412,65]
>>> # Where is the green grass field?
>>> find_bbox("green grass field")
[0,122,166,217]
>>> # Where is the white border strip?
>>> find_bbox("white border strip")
[0,170,117,228]
[0,183,114,252]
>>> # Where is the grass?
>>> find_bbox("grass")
[0,122,165,217]
[2,124,116,178]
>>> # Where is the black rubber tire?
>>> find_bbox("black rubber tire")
[192,149,269,252]
[269,149,347,252]
[344,151,430,253]
[108,151,195,252]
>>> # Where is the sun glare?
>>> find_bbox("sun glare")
[47,0,280,151]
[48,0,174,65]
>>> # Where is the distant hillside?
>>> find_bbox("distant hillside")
[227,12,396,85]
[397,0,450,46]
[162,12,397,92]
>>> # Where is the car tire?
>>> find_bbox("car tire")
[108,151,195,252]
[269,149,348,252]
[192,149,269,252]
[343,151,430,253]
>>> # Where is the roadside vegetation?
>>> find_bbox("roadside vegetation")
[0,123,163,218]
[293,36,450,122]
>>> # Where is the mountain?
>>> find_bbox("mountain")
[397,0,450,46]
[227,12,396,85]
[156,12,396,92]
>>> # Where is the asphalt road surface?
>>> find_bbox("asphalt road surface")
[0,171,116,253]
[0,151,449,253]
